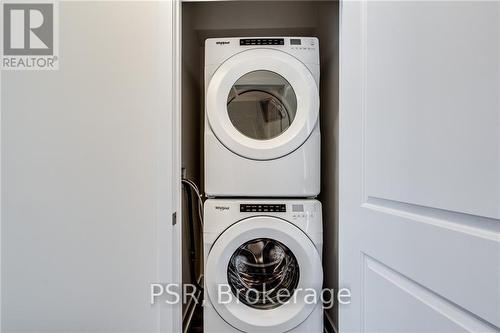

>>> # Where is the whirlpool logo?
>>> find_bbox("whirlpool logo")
[214,206,230,211]
[215,41,230,45]
[1,1,59,70]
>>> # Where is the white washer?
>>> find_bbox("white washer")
[204,199,323,333]
[205,37,320,197]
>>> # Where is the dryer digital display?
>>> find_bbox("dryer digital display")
[240,38,284,46]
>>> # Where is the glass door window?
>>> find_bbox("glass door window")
[227,238,300,309]
[227,70,297,140]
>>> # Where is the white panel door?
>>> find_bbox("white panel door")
[1,1,181,332]
[340,1,499,332]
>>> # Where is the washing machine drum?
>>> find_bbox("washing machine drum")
[206,49,320,160]
[205,217,323,333]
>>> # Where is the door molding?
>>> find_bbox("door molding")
[169,0,183,332]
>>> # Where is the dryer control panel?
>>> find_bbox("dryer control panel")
[205,37,320,68]
[240,38,285,46]
[240,204,286,213]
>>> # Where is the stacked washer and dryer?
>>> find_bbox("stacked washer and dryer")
[204,37,323,332]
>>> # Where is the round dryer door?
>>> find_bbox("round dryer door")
[206,48,319,160]
[205,216,323,333]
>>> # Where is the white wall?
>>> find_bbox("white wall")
[1,2,178,332]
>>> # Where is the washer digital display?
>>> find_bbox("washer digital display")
[240,204,286,212]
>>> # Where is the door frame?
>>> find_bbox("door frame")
[171,0,183,332]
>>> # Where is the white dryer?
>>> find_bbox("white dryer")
[204,199,323,333]
[205,37,320,197]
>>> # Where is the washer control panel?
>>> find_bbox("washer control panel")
[205,200,321,235]
[240,204,286,213]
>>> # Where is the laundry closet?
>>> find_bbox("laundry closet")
[180,1,340,332]
[178,1,500,332]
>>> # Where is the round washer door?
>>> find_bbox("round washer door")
[206,48,319,160]
[205,216,323,333]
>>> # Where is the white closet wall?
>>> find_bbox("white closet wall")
[1,2,180,332]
